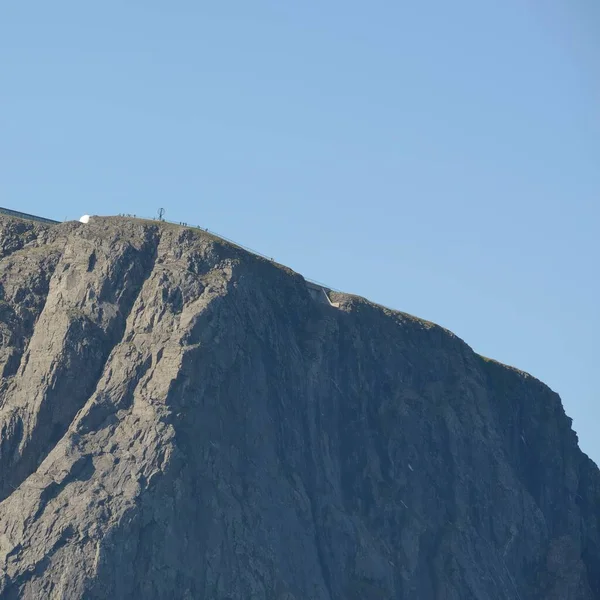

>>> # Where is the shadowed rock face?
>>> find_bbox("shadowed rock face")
[0,215,598,600]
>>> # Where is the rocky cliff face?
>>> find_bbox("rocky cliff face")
[0,214,598,599]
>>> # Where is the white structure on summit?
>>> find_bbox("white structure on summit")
[79,215,90,224]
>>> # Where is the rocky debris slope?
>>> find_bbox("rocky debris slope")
[0,214,598,599]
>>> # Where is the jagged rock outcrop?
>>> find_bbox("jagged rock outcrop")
[0,214,598,599]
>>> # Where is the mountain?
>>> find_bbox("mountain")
[0,214,598,599]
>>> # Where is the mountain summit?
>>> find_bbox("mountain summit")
[0,214,598,599]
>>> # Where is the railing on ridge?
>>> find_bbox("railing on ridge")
[118,213,340,293]
[0,206,60,225]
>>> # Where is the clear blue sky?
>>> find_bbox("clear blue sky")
[1,2,598,463]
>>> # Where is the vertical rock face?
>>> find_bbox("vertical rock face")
[0,214,598,599]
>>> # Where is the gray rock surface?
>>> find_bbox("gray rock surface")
[0,214,598,599]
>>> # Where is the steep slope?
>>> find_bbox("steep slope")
[0,214,598,599]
